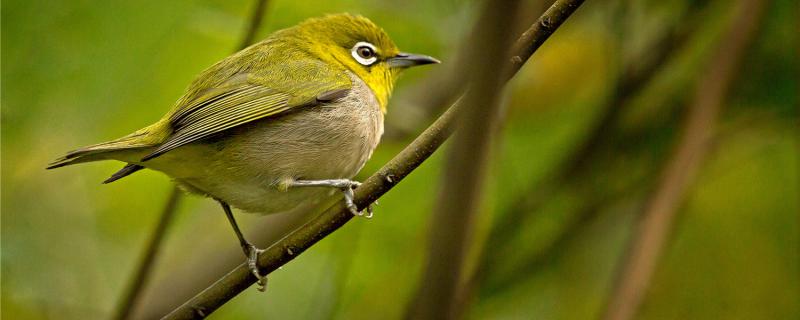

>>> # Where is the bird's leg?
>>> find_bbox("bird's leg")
[218,200,268,291]
[287,179,373,218]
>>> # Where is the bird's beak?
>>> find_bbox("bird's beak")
[387,52,441,68]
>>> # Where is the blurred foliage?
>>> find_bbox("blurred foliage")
[1,0,797,319]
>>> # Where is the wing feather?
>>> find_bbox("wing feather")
[140,55,352,161]
[141,87,293,161]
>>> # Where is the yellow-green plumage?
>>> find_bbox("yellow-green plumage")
[47,13,438,216]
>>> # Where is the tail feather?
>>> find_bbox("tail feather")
[103,164,145,184]
[46,132,153,169]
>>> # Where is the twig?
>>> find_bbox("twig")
[238,0,269,50]
[161,0,587,319]
[601,0,769,319]
[112,1,270,319]
[114,186,181,320]
[406,0,522,318]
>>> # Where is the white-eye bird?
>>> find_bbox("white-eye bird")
[47,13,439,289]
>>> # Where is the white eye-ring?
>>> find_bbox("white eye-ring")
[351,41,378,66]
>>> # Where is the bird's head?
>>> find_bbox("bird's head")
[289,13,439,110]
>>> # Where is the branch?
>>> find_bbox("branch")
[112,1,270,319]
[237,0,270,51]
[114,186,181,320]
[601,0,769,319]
[406,0,522,318]
[163,0,587,318]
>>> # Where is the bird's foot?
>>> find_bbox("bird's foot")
[244,243,268,292]
[289,179,374,218]
[339,182,374,218]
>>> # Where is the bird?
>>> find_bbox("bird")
[47,13,439,290]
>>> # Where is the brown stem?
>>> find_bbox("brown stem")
[406,0,522,318]
[114,187,181,320]
[601,0,769,319]
[112,1,270,319]
[237,0,269,50]
[161,0,587,319]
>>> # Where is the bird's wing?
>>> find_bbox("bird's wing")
[141,60,351,161]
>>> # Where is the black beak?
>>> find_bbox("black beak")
[387,52,441,68]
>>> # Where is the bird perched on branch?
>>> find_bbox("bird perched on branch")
[47,13,439,290]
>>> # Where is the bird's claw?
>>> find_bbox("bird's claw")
[287,179,374,218]
[245,244,268,292]
[339,181,373,218]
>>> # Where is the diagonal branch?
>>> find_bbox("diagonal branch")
[601,0,769,319]
[162,0,587,318]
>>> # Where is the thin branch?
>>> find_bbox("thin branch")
[114,186,181,320]
[506,0,585,82]
[162,0,587,318]
[112,1,270,319]
[406,0,522,318]
[237,0,269,50]
[601,0,769,319]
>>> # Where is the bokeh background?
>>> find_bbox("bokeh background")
[2,0,797,319]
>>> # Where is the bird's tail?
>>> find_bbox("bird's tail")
[46,133,153,169]
[47,120,171,170]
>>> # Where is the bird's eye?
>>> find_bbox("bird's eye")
[357,46,374,58]
[351,41,378,66]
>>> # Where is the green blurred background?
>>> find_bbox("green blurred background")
[2,0,797,319]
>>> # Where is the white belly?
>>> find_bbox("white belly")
[147,73,384,214]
